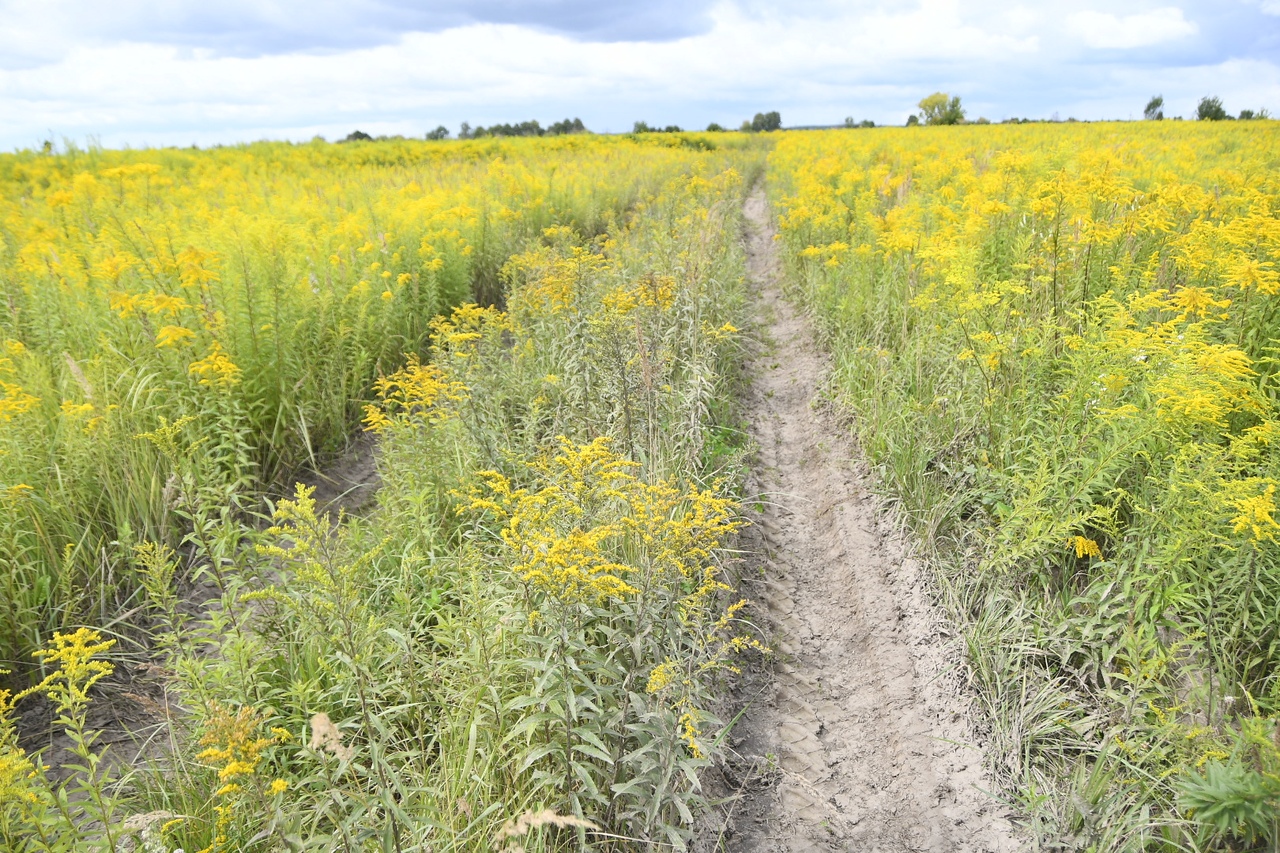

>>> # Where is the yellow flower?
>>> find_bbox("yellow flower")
[1228,481,1280,542]
[19,628,116,713]
[198,703,275,791]
[188,342,242,388]
[60,400,95,418]
[155,324,196,348]
[647,660,680,694]
[0,382,39,419]
[1067,535,1103,560]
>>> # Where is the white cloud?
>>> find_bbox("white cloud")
[1067,7,1198,49]
[1243,0,1280,14]
[0,0,1274,149]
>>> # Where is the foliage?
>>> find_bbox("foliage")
[467,119,587,139]
[1144,95,1165,121]
[632,122,685,134]
[1197,96,1229,121]
[748,112,781,133]
[917,92,965,125]
[770,120,1280,847]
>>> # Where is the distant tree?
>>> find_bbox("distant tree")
[905,114,920,126]
[706,122,725,132]
[633,120,654,133]
[1197,96,1229,121]
[662,125,683,133]
[750,111,782,132]
[426,125,450,140]
[1239,109,1256,120]
[547,117,587,135]
[739,119,753,132]
[1144,95,1165,120]
[975,116,991,124]
[918,92,964,125]
[459,122,472,139]
[341,130,373,142]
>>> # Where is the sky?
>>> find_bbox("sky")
[0,0,1276,151]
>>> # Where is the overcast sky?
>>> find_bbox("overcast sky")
[1,0,1276,150]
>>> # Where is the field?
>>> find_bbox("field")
[2,120,1279,851]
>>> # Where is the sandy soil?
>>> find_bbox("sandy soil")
[705,187,1022,852]
[289,431,382,518]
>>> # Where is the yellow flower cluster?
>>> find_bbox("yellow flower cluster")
[0,672,38,816]
[194,702,290,853]
[362,353,470,433]
[463,436,742,607]
[188,342,242,388]
[22,627,116,714]
[197,703,275,785]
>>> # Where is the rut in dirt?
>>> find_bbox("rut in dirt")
[713,187,1022,852]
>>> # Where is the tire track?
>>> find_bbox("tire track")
[714,186,1021,852]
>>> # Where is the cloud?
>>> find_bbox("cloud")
[0,0,718,68]
[1066,7,1198,49]
[0,0,1275,150]
[1243,0,1280,14]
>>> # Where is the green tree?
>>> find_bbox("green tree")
[1197,96,1229,121]
[917,92,964,125]
[1144,95,1164,120]
[547,117,587,135]
[426,125,450,140]
[750,111,782,132]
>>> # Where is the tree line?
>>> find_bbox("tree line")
[335,94,1271,145]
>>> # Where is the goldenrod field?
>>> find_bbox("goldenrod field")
[0,135,747,663]
[2,134,765,850]
[772,120,1280,847]
[2,120,1279,850]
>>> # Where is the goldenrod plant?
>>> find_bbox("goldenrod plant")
[0,629,123,851]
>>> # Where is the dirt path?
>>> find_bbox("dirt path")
[713,187,1021,852]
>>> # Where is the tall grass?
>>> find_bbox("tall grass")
[770,121,1280,848]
